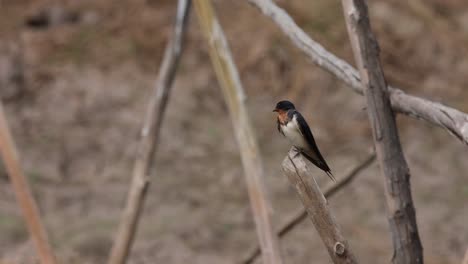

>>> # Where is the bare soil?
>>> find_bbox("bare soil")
[0,0,467,263]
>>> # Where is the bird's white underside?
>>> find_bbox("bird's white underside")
[281,116,308,149]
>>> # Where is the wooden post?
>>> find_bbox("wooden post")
[107,1,191,263]
[0,103,57,264]
[281,148,358,263]
[244,153,375,264]
[340,1,423,263]
[194,1,283,263]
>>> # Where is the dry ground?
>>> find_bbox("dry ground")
[0,0,467,263]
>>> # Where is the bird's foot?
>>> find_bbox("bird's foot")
[291,146,301,158]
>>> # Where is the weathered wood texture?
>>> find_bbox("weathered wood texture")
[244,153,375,264]
[341,1,423,263]
[194,1,284,263]
[282,148,358,264]
[247,0,468,146]
[0,103,57,264]
[107,1,191,263]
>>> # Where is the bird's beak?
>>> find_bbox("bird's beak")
[273,109,278,112]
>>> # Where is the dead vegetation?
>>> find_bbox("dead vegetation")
[0,0,467,263]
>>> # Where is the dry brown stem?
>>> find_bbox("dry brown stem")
[0,103,57,264]
[194,1,284,263]
[107,1,191,263]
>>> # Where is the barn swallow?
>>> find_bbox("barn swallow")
[274,100,335,182]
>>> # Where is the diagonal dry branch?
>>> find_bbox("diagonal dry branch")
[107,1,191,263]
[0,103,57,264]
[341,0,423,263]
[194,1,283,263]
[247,0,468,146]
[243,153,376,264]
[282,148,359,264]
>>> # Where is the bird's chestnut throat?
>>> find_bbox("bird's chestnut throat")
[277,110,289,125]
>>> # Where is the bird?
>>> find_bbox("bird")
[273,100,335,182]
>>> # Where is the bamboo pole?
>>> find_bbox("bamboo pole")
[107,1,191,263]
[194,1,283,263]
[0,103,57,264]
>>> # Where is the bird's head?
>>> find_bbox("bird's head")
[273,100,295,113]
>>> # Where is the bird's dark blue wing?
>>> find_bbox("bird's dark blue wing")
[293,110,334,180]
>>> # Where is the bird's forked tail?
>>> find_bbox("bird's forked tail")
[325,170,336,183]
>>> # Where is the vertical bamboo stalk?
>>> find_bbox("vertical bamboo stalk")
[0,103,57,264]
[107,1,191,263]
[194,1,283,263]
[340,1,423,263]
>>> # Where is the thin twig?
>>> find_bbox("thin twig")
[0,103,57,264]
[107,1,191,263]
[194,1,283,263]
[246,0,468,145]
[341,1,423,263]
[281,148,359,263]
[243,153,375,264]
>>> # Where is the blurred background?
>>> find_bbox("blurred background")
[0,0,467,263]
